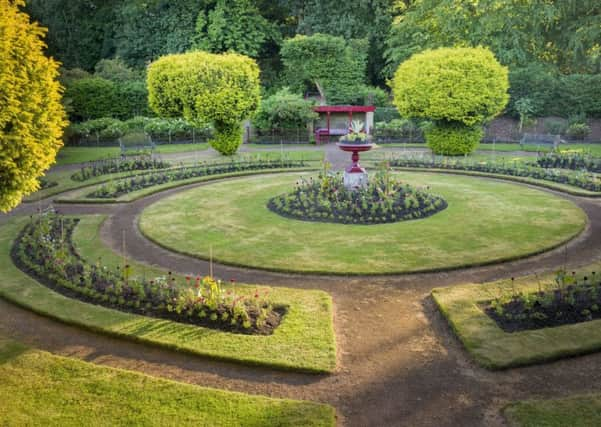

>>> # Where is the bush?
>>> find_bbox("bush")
[147,51,260,156]
[0,0,67,211]
[425,124,483,156]
[93,58,142,82]
[392,47,507,155]
[362,86,391,106]
[566,123,591,139]
[253,88,317,130]
[392,47,509,127]
[544,119,567,135]
[507,65,558,117]
[116,81,151,118]
[66,77,119,121]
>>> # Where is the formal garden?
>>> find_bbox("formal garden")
[2,1,601,426]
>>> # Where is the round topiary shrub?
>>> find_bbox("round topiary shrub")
[391,47,508,155]
[424,123,483,156]
[147,51,260,156]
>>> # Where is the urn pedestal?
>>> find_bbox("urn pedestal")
[336,142,374,190]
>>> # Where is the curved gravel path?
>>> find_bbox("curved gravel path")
[2,157,601,426]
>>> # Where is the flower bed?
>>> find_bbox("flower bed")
[389,156,601,192]
[536,152,601,173]
[88,159,307,199]
[485,269,601,332]
[71,155,171,181]
[12,214,284,335]
[268,167,447,225]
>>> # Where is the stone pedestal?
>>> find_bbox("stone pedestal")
[344,171,368,189]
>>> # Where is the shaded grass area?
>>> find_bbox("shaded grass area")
[0,335,335,426]
[55,143,210,165]
[139,172,586,275]
[0,216,336,373]
[504,394,601,427]
[432,263,601,369]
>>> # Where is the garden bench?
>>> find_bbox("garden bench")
[119,131,155,156]
[315,127,348,144]
[520,133,563,150]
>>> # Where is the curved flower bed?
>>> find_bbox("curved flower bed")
[88,159,307,199]
[485,270,601,332]
[12,215,284,335]
[389,156,601,192]
[71,156,171,181]
[268,172,447,225]
[536,152,601,173]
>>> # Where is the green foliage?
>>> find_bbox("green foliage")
[253,88,317,130]
[192,0,278,58]
[147,51,260,155]
[280,33,367,105]
[566,123,591,139]
[392,47,509,127]
[0,0,67,212]
[113,0,203,68]
[507,65,558,117]
[66,77,119,121]
[384,0,601,76]
[425,124,483,156]
[94,58,142,82]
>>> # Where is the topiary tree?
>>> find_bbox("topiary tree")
[253,88,317,130]
[147,51,260,155]
[392,47,508,155]
[0,0,67,212]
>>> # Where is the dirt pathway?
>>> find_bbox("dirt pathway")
[1,172,601,426]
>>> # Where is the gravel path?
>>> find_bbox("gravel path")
[1,157,601,426]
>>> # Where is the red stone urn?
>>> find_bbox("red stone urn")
[336,142,374,173]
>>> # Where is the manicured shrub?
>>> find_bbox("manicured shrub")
[281,34,367,105]
[392,47,509,126]
[253,88,317,130]
[66,77,119,121]
[0,0,67,211]
[147,51,260,155]
[424,123,483,156]
[566,123,591,139]
[392,47,508,155]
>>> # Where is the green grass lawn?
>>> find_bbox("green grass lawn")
[0,335,335,426]
[0,216,336,373]
[139,171,586,275]
[55,143,210,165]
[504,394,601,427]
[432,263,601,369]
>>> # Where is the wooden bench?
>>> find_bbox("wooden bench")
[520,133,564,150]
[315,127,348,144]
[119,132,155,156]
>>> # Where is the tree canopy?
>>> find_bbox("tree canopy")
[0,0,67,211]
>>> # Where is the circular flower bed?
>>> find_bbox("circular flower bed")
[267,171,447,225]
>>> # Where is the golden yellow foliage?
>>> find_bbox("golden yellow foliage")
[0,0,67,211]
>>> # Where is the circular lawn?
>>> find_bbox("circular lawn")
[139,172,587,275]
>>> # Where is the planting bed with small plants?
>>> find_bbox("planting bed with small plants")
[432,264,601,369]
[88,158,307,199]
[536,151,601,173]
[389,156,601,192]
[268,166,447,225]
[71,155,171,181]
[12,214,284,335]
[485,269,601,332]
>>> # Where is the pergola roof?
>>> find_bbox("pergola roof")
[313,105,376,113]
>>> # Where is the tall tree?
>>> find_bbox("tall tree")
[384,0,601,76]
[0,0,67,211]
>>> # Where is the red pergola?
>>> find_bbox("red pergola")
[313,105,376,144]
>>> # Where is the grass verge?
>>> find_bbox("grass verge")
[0,216,336,373]
[503,394,601,427]
[0,335,335,426]
[432,263,601,369]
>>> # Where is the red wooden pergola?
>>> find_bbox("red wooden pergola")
[313,105,376,144]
